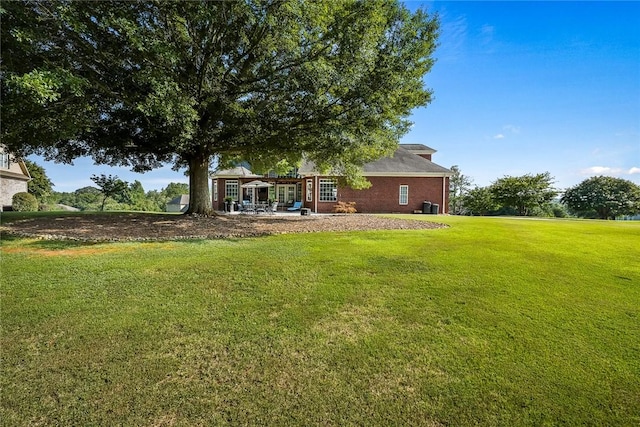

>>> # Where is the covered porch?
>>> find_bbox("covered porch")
[211,167,305,212]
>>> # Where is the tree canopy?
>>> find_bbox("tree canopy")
[1,0,439,215]
[490,173,557,216]
[90,174,129,212]
[562,176,640,219]
[462,186,496,216]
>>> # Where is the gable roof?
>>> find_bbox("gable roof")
[0,147,31,181]
[211,165,262,178]
[299,146,452,177]
[362,147,451,176]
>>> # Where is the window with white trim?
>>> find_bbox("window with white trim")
[225,180,238,200]
[0,153,10,169]
[399,185,409,205]
[213,181,218,201]
[319,179,337,202]
[306,179,313,202]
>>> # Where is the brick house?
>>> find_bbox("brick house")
[211,144,452,214]
[0,147,31,211]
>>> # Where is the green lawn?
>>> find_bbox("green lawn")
[2,215,639,426]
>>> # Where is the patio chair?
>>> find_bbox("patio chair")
[287,201,303,211]
[267,202,278,214]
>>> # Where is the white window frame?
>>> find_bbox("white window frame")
[399,185,409,205]
[319,179,337,202]
[213,180,218,202]
[277,185,296,204]
[306,179,313,202]
[225,180,238,201]
[0,153,10,169]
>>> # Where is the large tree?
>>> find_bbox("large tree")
[490,172,557,216]
[1,0,439,215]
[462,186,496,216]
[562,176,640,219]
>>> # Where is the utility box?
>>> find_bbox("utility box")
[301,208,311,216]
[422,201,432,214]
[431,204,439,215]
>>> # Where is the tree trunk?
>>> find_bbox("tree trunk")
[186,154,213,215]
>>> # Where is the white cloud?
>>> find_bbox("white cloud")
[491,125,520,140]
[581,166,622,175]
[580,166,640,177]
[502,124,521,134]
[437,14,468,62]
[479,24,495,46]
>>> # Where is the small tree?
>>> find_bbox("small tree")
[562,176,640,219]
[462,186,496,216]
[12,192,38,212]
[449,165,473,215]
[490,172,557,216]
[90,174,129,211]
[23,159,53,203]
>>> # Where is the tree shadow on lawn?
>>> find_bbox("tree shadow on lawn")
[0,232,102,250]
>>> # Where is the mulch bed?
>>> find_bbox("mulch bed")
[1,213,447,242]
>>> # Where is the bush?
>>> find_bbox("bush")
[334,201,357,214]
[12,192,39,212]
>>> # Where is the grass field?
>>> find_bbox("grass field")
[1,215,639,426]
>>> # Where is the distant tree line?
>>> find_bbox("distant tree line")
[22,161,188,212]
[49,178,189,212]
[449,167,640,219]
[20,160,640,218]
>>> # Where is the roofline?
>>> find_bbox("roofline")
[399,144,437,154]
[300,172,452,178]
[18,160,32,180]
[0,169,31,181]
[362,172,452,177]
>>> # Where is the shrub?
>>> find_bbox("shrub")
[334,201,357,214]
[12,192,39,212]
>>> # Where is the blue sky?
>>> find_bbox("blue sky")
[31,1,639,193]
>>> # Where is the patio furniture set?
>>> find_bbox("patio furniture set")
[239,201,278,214]
[237,200,304,214]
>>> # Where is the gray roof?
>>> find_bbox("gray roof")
[399,143,436,154]
[299,147,452,176]
[363,147,451,175]
[211,166,261,178]
[168,194,190,205]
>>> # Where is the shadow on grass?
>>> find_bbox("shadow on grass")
[1,231,244,250]
[0,232,102,250]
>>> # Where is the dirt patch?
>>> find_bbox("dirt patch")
[1,213,447,242]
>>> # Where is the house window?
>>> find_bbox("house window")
[213,181,218,202]
[399,185,409,205]
[306,179,313,202]
[225,180,238,201]
[0,153,9,169]
[319,179,337,202]
[277,185,296,204]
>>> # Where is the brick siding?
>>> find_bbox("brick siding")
[311,176,449,214]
